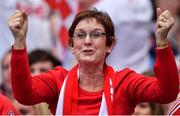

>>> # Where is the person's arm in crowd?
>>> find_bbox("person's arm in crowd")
[0,94,20,115]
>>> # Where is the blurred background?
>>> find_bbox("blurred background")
[0,0,179,115]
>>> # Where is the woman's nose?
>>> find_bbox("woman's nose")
[84,34,92,45]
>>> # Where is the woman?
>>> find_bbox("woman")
[8,8,179,115]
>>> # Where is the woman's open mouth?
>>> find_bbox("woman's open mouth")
[82,49,94,55]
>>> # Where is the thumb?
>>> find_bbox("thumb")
[21,10,28,21]
[156,7,162,18]
[21,11,28,31]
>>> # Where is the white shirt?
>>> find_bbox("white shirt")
[94,0,153,73]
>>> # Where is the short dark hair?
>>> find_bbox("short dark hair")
[28,49,62,67]
[68,8,116,47]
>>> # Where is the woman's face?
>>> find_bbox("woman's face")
[71,18,112,65]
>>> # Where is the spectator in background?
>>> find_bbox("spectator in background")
[133,102,164,115]
[29,49,62,75]
[0,93,20,115]
[94,0,154,73]
[156,0,180,17]
[28,49,62,115]
[0,50,36,115]
[0,50,12,99]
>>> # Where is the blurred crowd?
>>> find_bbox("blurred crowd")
[0,0,179,115]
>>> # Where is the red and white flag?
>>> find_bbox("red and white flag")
[45,0,79,69]
[45,0,79,48]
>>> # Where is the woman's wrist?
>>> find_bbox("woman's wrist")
[156,39,169,49]
[14,40,26,49]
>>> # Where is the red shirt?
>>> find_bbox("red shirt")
[11,45,179,114]
[0,94,20,115]
[77,86,103,114]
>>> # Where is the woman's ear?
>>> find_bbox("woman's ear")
[70,47,75,54]
[107,49,111,53]
[69,38,74,54]
[109,36,115,53]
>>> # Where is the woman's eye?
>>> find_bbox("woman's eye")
[77,33,86,39]
[92,32,100,38]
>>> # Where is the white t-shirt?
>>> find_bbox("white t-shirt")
[94,0,153,73]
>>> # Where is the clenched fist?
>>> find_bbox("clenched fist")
[156,8,174,48]
[8,10,28,49]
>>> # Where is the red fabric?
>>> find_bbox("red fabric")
[45,0,56,9]
[58,25,69,48]
[63,64,114,114]
[173,109,180,115]
[11,45,179,115]
[0,94,20,115]
[103,65,114,114]
[63,65,78,114]
[58,0,71,20]
[45,0,75,48]
[77,86,103,114]
[45,0,71,19]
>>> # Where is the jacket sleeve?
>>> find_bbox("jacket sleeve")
[122,45,179,104]
[10,48,67,105]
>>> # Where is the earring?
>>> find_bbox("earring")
[70,48,74,54]
[108,50,111,53]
